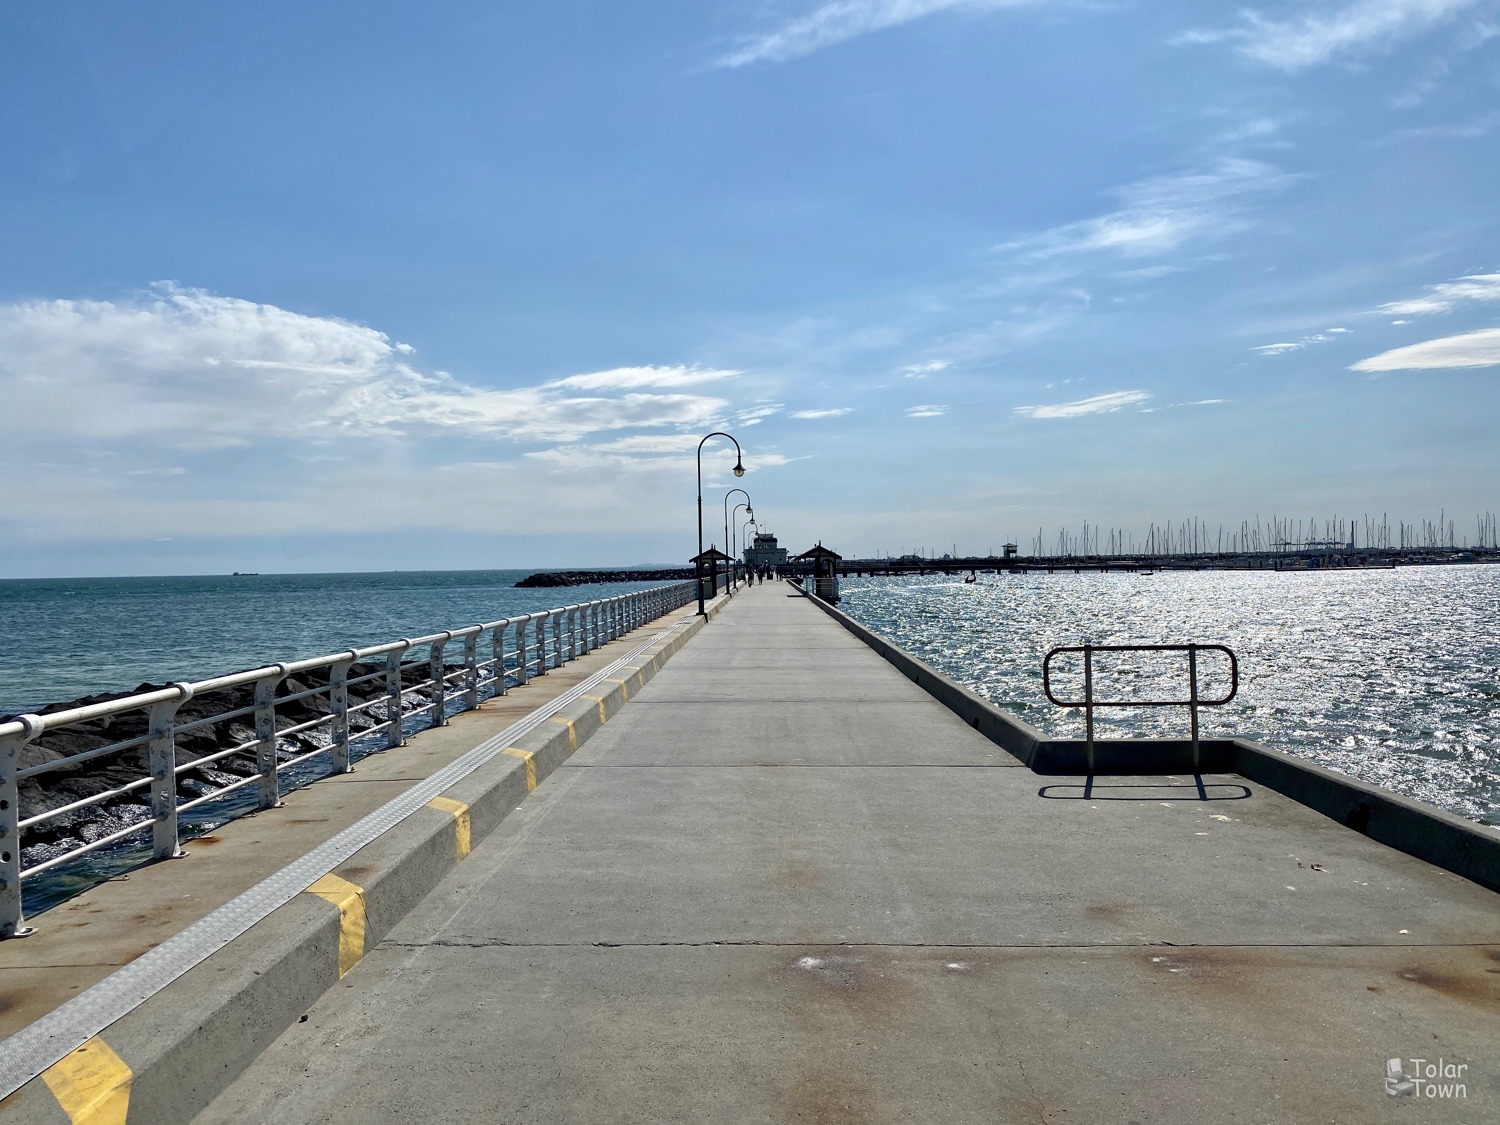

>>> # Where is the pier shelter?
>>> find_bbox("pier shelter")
[690,546,732,598]
[794,542,842,603]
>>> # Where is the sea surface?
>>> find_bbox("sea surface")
[837,565,1500,825]
[0,570,671,716]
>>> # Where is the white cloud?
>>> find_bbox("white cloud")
[906,404,949,417]
[901,359,950,378]
[0,284,738,447]
[790,407,855,418]
[1252,328,1352,355]
[1177,0,1482,70]
[1014,390,1151,418]
[736,403,786,426]
[998,159,1297,263]
[714,0,1029,68]
[1351,327,1500,370]
[1382,111,1500,142]
[1376,272,1500,315]
[548,366,740,390]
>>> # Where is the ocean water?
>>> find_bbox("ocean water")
[0,570,670,716]
[837,566,1500,825]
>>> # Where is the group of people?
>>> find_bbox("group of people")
[738,565,782,586]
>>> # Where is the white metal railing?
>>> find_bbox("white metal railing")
[0,581,695,937]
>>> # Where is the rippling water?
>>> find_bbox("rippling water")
[0,570,668,716]
[838,566,1500,825]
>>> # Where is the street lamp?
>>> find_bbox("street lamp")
[743,518,758,578]
[725,488,752,587]
[697,432,745,614]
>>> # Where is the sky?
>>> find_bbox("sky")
[1,0,1498,576]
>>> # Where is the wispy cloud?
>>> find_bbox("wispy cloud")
[713,0,1030,68]
[1176,0,1482,70]
[906,403,949,417]
[1380,110,1500,142]
[997,159,1297,263]
[0,284,741,448]
[790,407,855,419]
[901,359,950,378]
[1375,271,1500,315]
[1014,390,1150,418]
[1252,327,1352,355]
[737,403,786,426]
[1351,327,1500,370]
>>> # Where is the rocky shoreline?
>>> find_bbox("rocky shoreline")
[514,568,696,587]
[5,663,449,870]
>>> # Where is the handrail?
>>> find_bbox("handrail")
[1042,643,1239,773]
[0,580,695,938]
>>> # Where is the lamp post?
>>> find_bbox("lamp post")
[697,432,745,615]
[724,488,752,592]
[743,519,758,578]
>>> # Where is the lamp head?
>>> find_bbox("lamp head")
[746,506,754,519]
[733,460,745,477]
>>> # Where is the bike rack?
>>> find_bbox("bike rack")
[1042,643,1239,773]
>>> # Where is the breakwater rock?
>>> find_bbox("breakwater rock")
[515,568,695,588]
[4,663,445,870]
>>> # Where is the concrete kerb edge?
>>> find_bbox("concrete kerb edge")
[794,588,1500,896]
[0,603,719,1125]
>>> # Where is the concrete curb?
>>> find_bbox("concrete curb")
[0,606,718,1125]
[795,585,1500,896]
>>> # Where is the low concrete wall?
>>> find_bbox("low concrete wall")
[0,605,717,1125]
[795,586,1500,896]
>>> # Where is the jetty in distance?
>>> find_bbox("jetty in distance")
[843,543,1500,576]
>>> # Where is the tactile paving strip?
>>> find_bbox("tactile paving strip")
[0,618,693,1097]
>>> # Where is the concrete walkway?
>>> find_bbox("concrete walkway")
[196,583,1500,1124]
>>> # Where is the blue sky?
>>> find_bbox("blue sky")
[2,0,1498,576]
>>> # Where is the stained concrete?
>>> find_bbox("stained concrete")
[195,583,1500,1124]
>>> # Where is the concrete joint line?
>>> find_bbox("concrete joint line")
[0,611,705,1117]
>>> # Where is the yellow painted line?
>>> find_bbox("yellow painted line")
[503,747,537,791]
[427,796,471,860]
[580,692,608,724]
[547,715,578,752]
[40,1036,131,1125]
[604,677,630,701]
[306,873,368,978]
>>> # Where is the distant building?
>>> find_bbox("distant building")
[744,530,789,567]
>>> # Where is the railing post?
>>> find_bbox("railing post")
[517,617,532,684]
[535,613,550,674]
[386,645,409,749]
[1188,644,1201,773]
[492,623,508,696]
[0,715,43,938]
[552,611,564,669]
[330,653,357,774]
[429,635,451,728]
[148,685,192,862]
[1082,644,1095,775]
[254,666,288,810]
[463,632,480,711]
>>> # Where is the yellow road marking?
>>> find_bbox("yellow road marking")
[503,747,537,791]
[580,692,608,724]
[427,796,471,860]
[40,1036,131,1125]
[604,677,630,701]
[306,873,367,977]
[547,715,578,752]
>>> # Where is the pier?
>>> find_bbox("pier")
[2,583,1498,1122]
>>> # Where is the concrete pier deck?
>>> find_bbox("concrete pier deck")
[196,582,1499,1123]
